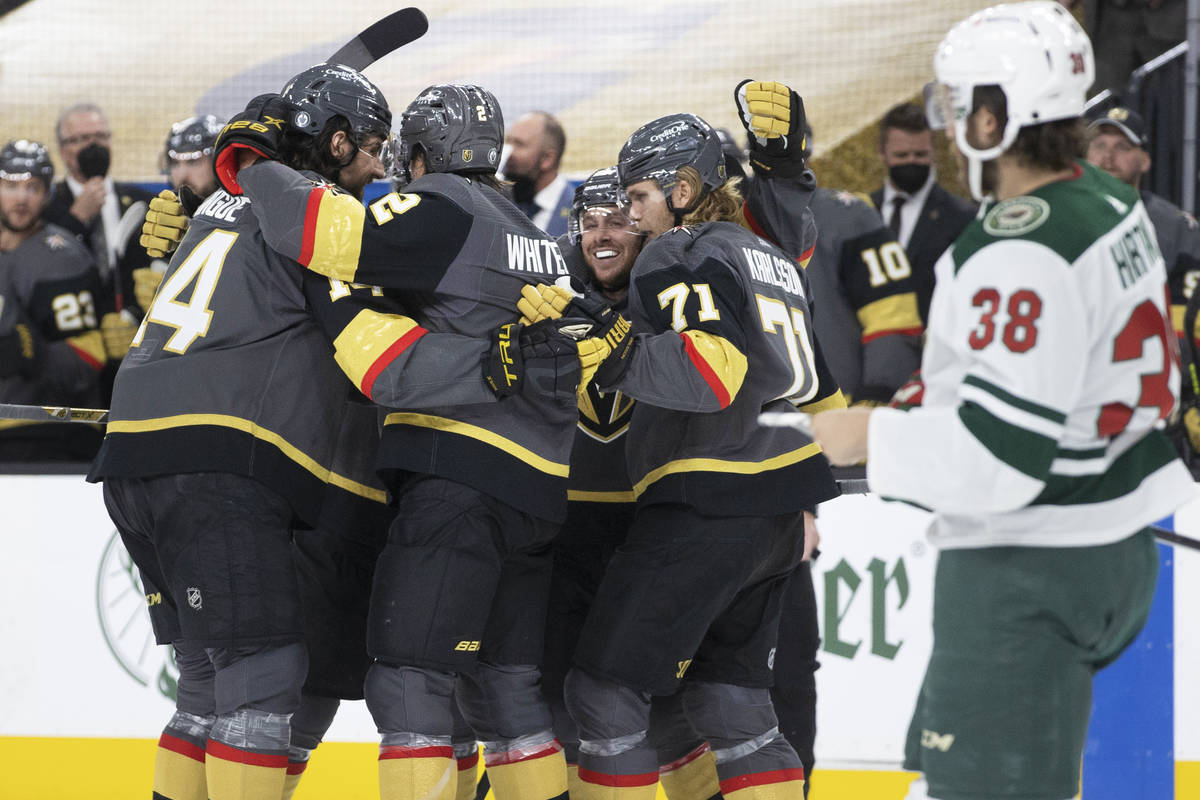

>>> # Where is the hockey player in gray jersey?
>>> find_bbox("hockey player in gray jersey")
[522,111,842,799]
[89,66,572,800]
[217,83,583,800]
[812,4,1195,799]
[0,138,107,461]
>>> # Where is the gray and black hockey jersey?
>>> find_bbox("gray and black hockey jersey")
[609,221,841,516]
[1142,190,1200,347]
[88,184,498,529]
[0,222,106,405]
[238,163,579,522]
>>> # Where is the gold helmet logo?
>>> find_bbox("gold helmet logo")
[462,149,473,163]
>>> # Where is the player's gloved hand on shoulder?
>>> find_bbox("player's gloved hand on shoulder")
[213,93,291,195]
[518,282,611,335]
[578,312,635,388]
[735,79,808,178]
[484,320,584,401]
[141,190,190,259]
[0,315,41,378]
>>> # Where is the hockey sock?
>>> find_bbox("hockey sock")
[280,745,312,800]
[714,733,805,800]
[484,737,568,800]
[659,743,721,800]
[566,762,582,796]
[454,742,480,800]
[205,709,290,800]
[378,737,457,800]
[153,711,214,800]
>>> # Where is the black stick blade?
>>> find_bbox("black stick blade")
[329,7,429,71]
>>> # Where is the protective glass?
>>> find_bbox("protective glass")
[569,205,638,246]
[924,82,970,135]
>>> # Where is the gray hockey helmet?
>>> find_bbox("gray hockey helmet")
[617,113,727,210]
[161,114,223,170]
[395,84,504,187]
[281,63,392,141]
[0,139,54,189]
[568,166,622,245]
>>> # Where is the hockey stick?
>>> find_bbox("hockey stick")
[0,403,109,424]
[328,7,429,71]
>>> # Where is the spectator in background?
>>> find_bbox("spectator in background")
[43,103,157,394]
[871,103,974,322]
[501,110,575,235]
[0,139,106,461]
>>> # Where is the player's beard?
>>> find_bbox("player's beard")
[0,207,41,235]
[509,175,537,205]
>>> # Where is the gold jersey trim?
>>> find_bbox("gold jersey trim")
[383,412,570,477]
[567,489,637,503]
[632,442,824,499]
[106,413,386,502]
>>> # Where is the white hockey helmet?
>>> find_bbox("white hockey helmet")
[932,1,1093,196]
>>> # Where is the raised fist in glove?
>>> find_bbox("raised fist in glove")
[735,79,808,178]
[213,93,291,195]
[483,320,582,401]
[141,190,189,259]
[100,311,138,360]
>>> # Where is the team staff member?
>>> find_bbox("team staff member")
[523,108,841,799]
[0,139,107,461]
[219,83,583,800]
[812,5,1194,799]
[91,65,565,800]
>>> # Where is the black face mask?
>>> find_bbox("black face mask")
[509,176,537,205]
[888,163,930,195]
[78,143,111,180]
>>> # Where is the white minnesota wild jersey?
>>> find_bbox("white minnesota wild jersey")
[867,162,1195,548]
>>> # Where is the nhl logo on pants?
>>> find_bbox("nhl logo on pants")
[187,587,203,610]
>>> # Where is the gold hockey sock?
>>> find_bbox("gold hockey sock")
[659,743,720,800]
[719,767,807,799]
[153,731,207,800]
[280,756,309,800]
[205,739,288,799]
[378,743,457,800]
[567,762,582,796]
[455,748,480,800]
[485,740,568,799]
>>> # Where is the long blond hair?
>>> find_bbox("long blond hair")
[676,165,743,226]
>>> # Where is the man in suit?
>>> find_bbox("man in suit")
[871,102,974,322]
[501,110,576,236]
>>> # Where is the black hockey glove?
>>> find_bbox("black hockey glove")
[735,79,809,179]
[213,93,291,195]
[0,316,41,378]
[580,311,635,388]
[484,320,583,401]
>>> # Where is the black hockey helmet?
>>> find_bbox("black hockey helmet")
[395,84,504,187]
[616,113,727,212]
[568,166,623,245]
[161,114,222,171]
[281,63,392,141]
[0,139,54,190]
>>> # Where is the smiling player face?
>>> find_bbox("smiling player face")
[579,204,642,293]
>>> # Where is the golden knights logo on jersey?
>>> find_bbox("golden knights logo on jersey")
[577,384,635,442]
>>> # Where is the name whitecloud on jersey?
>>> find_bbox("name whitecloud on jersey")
[505,232,568,276]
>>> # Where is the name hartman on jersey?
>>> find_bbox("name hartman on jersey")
[505,233,568,276]
[1112,218,1163,290]
[196,191,251,223]
[744,247,804,297]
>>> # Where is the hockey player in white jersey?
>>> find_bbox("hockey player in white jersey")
[811,3,1195,799]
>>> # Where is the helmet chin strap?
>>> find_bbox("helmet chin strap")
[953,115,1022,202]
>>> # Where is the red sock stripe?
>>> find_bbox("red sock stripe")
[286,760,308,776]
[205,739,288,769]
[577,767,660,787]
[483,739,563,767]
[158,733,205,763]
[861,326,923,345]
[298,185,327,266]
[719,767,806,793]
[659,743,711,774]
[457,751,480,771]
[680,332,731,408]
[379,745,455,761]
[361,325,428,398]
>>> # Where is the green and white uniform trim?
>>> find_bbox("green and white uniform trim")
[868,162,1196,549]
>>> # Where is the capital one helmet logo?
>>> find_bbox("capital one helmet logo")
[95,530,178,703]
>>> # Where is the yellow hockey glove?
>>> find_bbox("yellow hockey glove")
[132,268,165,312]
[100,311,138,360]
[140,190,189,258]
[735,79,809,178]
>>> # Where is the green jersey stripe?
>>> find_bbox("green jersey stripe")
[1033,431,1180,506]
[958,401,1058,479]
[963,374,1067,424]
